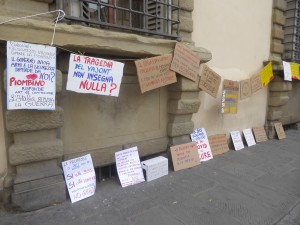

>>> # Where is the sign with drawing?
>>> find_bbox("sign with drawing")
[198,64,221,98]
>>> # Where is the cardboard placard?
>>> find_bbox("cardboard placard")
[67,53,124,97]
[274,122,286,140]
[208,134,229,156]
[141,156,168,182]
[240,79,252,100]
[283,61,292,81]
[252,127,268,143]
[62,154,96,203]
[115,147,145,187]
[243,128,256,147]
[260,62,274,88]
[170,142,200,171]
[230,131,244,151]
[191,128,213,162]
[290,62,300,80]
[250,74,262,94]
[135,54,177,93]
[170,42,200,82]
[6,41,56,110]
[221,79,239,114]
[198,64,221,98]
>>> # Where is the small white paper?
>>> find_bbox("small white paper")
[191,128,213,162]
[283,61,292,81]
[115,147,145,187]
[230,131,244,151]
[243,128,256,147]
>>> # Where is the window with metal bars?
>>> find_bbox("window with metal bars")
[57,0,180,40]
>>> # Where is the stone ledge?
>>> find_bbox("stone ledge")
[271,41,284,54]
[267,107,283,121]
[168,99,201,114]
[169,135,191,146]
[168,77,200,92]
[269,82,292,92]
[273,0,287,11]
[167,121,194,137]
[272,9,286,26]
[14,129,57,145]
[268,95,289,107]
[272,26,284,40]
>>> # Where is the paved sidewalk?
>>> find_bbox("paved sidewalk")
[1,130,300,225]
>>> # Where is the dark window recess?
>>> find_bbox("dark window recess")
[57,0,180,40]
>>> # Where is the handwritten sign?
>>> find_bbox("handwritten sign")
[115,147,145,187]
[141,156,168,182]
[243,128,256,147]
[170,142,200,171]
[170,42,200,82]
[283,61,292,81]
[260,62,274,88]
[67,53,124,97]
[230,131,244,151]
[62,154,96,203]
[240,79,252,100]
[191,128,213,162]
[135,54,176,93]
[6,41,56,110]
[199,64,221,98]
[252,127,268,143]
[208,134,229,156]
[274,122,286,139]
[250,74,262,94]
[221,79,239,114]
[290,62,300,80]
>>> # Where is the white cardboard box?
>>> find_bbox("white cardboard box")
[141,156,168,182]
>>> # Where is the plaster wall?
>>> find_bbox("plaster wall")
[192,0,273,135]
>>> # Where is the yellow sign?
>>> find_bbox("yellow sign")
[260,62,273,87]
[290,62,300,80]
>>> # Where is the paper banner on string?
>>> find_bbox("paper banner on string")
[221,79,239,114]
[135,54,177,93]
[170,142,200,171]
[290,62,300,80]
[208,134,229,156]
[283,61,292,81]
[230,131,244,151]
[198,64,221,98]
[252,127,268,143]
[170,42,200,82]
[191,128,213,162]
[115,146,145,187]
[62,154,96,203]
[242,128,256,147]
[67,54,124,97]
[6,41,56,110]
[260,62,274,87]
[240,79,252,100]
[250,74,262,94]
[274,122,286,140]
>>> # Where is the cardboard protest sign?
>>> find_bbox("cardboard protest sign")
[141,156,168,182]
[290,62,300,80]
[260,62,274,88]
[191,128,213,162]
[198,64,222,98]
[6,41,56,110]
[240,79,252,100]
[250,74,262,94]
[243,128,256,147]
[230,131,244,150]
[170,42,200,82]
[135,54,177,93]
[252,127,268,143]
[67,53,124,97]
[115,147,145,187]
[274,122,286,140]
[208,134,229,156]
[170,142,200,171]
[283,61,292,81]
[221,79,239,114]
[62,154,96,203]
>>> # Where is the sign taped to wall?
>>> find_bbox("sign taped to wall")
[135,54,177,93]
[6,41,56,110]
[240,79,252,100]
[283,61,292,81]
[260,62,274,87]
[250,74,262,94]
[221,79,239,114]
[290,62,300,80]
[198,64,221,98]
[67,53,124,97]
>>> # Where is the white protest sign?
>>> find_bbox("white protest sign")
[6,41,56,110]
[141,156,168,182]
[230,131,244,151]
[67,53,124,97]
[62,154,96,203]
[243,128,256,147]
[191,128,213,162]
[283,61,292,81]
[115,147,145,187]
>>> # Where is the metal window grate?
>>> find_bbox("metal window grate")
[57,0,180,40]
